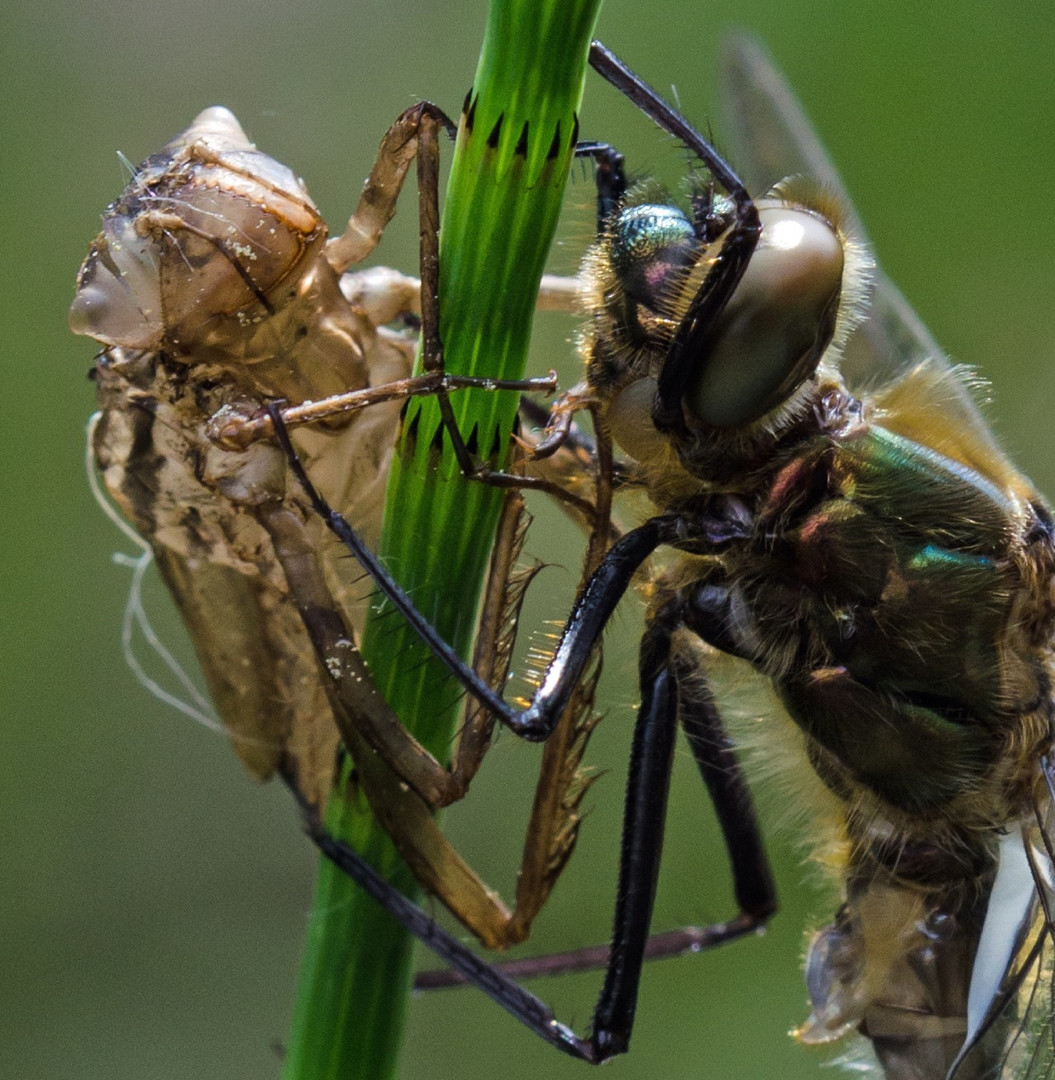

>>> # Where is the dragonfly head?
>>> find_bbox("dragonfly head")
[586,177,869,472]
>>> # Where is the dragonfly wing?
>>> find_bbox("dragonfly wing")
[949,792,1055,1080]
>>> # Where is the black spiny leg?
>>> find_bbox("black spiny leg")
[679,668,777,930]
[590,595,776,1057]
[271,394,673,741]
[590,617,682,1057]
[574,139,627,232]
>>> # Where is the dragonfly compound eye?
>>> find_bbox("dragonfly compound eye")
[610,203,699,308]
[683,203,844,429]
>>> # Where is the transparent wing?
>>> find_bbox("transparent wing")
[947,771,1055,1080]
[1012,799,1055,1080]
[717,34,1028,497]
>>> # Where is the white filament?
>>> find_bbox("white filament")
[85,413,223,732]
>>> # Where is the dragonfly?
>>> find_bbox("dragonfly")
[270,38,1055,1079]
[71,101,619,954]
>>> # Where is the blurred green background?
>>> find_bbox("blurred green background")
[4,1,1054,1078]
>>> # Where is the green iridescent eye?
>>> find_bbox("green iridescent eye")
[610,203,698,307]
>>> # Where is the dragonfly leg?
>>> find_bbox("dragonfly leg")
[416,604,777,993]
[286,772,601,1062]
[326,102,457,274]
[260,452,618,948]
[678,658,777,927]
[272,394,670,738]
[590,594,777,1055]
[302,589,772,1059]
[260,488,591,949]
[573,139,626,231]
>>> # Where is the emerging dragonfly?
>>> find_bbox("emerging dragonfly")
[274,39,1055,1080]
[71,103,614,951]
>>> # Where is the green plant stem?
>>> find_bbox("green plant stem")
[282,2,603,1078]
